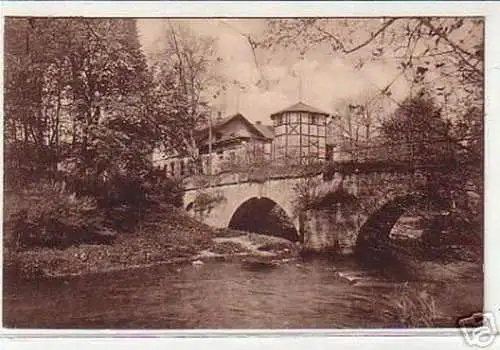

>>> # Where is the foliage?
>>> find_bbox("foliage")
[258,17,483,103]
[256,17,483,164]
[190,190,226,213]
[210,241,250,255]
[4,168,185,251]
[149,21,225,173]
[329,94,388,161]
[381,91,455,164]
[3,18,190,245]
[383,283,441,327]
[144,168,185,207]
[4,182,108,250]
[291,175,324,217]
[62,165,184,232]
[4,17,156,189]
[380,92,482,235]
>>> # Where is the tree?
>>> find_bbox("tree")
[256,18,483,157]
[381,91,453,164]
[330,92,389,161]
[256,17,483,215]
[62,19,154,179]
[4,18,69,183]
[381,92,481,235]
[149,21,224,174]
[4,18,156,189]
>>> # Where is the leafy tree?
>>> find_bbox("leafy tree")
[4,18,156,189]
[381,91,454,164]
[381,92,482,236]
[148,21,224,174]
[4,18,69,183]
[4,17,189,245]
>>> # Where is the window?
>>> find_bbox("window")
[311,115,316,125]
[170,162,175,176]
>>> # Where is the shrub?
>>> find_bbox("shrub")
[382,283,442,327]
[92,173,147,231]
[191,190,226,213]
[108,170,184,231]
[143,168,184,207]
[63,167,184,232]
[4,181,108,250]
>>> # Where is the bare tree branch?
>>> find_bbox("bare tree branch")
[218,20,262,75]
[343,18,399,54]
[418,17,482,78]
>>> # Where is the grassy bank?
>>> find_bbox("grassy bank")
[3,204,201,279]
[3,203,298,280]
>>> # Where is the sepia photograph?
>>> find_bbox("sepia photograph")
[2,14,485,332]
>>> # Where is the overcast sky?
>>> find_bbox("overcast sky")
[137,19,409,124]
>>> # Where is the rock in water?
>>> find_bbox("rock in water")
[336,272,359,285]
[242,258,280,270]
[192,260,204,266]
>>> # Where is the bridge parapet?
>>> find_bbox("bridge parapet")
[183,158,435,192]
[183,163,323,191]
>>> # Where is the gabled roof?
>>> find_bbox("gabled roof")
[270,101,330,118]
[210,113,240,130]
[198,113,273,141]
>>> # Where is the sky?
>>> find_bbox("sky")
[137,19,410,124]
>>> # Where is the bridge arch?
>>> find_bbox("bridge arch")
[355,190,439,257]
[228,196,300,242]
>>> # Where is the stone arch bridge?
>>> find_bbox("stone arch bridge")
[183,165,440,253]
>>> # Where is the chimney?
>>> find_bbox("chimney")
[255,121,262,125]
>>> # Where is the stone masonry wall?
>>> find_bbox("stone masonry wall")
[301,171,427,253]
[183,168,428,253]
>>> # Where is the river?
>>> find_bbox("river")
[3,254,481,329]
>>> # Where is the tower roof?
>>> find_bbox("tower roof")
[270,101,330,118]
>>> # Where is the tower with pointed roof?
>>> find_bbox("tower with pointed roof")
[270,101,330,164]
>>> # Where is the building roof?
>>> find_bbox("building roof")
[270,101,330,118]
[210,113,239,129]
[253,123,274,139]
[198,113,273,141]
